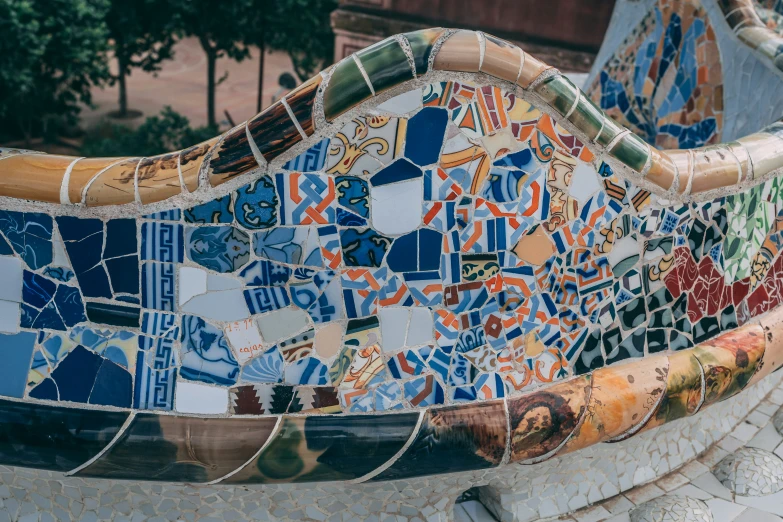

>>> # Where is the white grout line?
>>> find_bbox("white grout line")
[352,54,376,97]
[349,409,425,484]
[281,98,308,141]
[65,411,136,476]
[207,415,283,485]
[59,157,83,205]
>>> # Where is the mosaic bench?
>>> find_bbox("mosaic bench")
[2,17,783,489]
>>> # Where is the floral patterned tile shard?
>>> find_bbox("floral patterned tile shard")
[371,401,507,481]
[180,316,239,386]
[223,413,419,484]
[78,414,277,482]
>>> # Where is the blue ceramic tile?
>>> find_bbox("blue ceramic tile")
[241,346,284,383]
[386,230,441,272]
[141,262,175,311]
[185,195,234,224]
[254,227,322,267]
[141,311,177,337]
[105,256,140,295]
[42,267,74,282]
[89,359,132,408]
[0,234,12,255]
[56,216,101,241]
[0,331,35,398]
[143,209,181,221]
[243,287,291,315]
[335,176,370,217]
[239,260,292,287]
[104,219,137,258]
[53,286,86,326]
[141,222,184,263]
[340,228,391,267]
[336,208,368,226]
[22,270,55,309]
[84,302,140,328]
[180,315,239,386]
[0,211,52,269]
[283,138,330,171]
[234,176,278,229]
[134,346,176,410]
[370,158,422,186]
[404,107,448,166]
[48,345,103,403]
[187,226,250,273]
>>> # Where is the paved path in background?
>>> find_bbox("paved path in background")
[83,37,298,129]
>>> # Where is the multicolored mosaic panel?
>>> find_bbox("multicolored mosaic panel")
[588,0,724,149]
[0,79,780,419]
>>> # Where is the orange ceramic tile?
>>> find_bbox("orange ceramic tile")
[432,30,481,73]
[84,158,140,207]
[512,225,555,265]
[693,323,766,406]
[737,133,783,179]
[67,157,128,204]
[507,375,591,463]
[638,351,703,433]
[560,355,668,454]
[136,152,182,204]
[179,137,219,192]
[517,52,550,88]
[689,146,741,194]
[752,309,783,386]
[480,33,522,82]
[646,149,678,191]
[0,154,73,203]
[666,149,693,194]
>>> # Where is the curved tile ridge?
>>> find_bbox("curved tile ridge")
[0,304,778,484]
[718,0,783,71]
[3,29,783,211]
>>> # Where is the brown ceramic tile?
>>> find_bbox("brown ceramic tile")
[432,30,481,73]
[754,308,783,386]
[560,355,668,454]
[78,413,278,483]
[480,33,522,83]
[179,137,218,192]
[208,123,259,187]
[0,154,73,203]
[284,76,321,138]
[507,375,591,463]
[689,146,741,194]
[517,52,551,88]
[67,157,128,204]
[136,152,182,204]
[694,323,766,406]
[84,158,141,206]
[639,351,703,433]
[646,149,677,191]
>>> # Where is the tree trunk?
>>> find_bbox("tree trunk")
[206,49,217,128]
[256,42,265,113]
[118,65,128,118]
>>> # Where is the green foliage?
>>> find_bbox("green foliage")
[81,106,217,157]
[260,0,337,81]
[0,0,111,142]
[106,0,179,114]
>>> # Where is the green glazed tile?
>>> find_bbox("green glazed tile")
[404,28,444,76]
[77,413,278,482]
[533,75,578,116]
[0,399,128,472]
[567,95,605,141]
[610,132,650,172]
[323,58,374,122]
[596,116,624,148]
[358,38,413,95]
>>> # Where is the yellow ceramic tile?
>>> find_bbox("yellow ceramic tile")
[433,30,481,73]
[689,146,740,194]
[560,355,668,454]
[84,158,140,207]
[0,154,73,203]
[638,351,703,433]
[646,149,677,191]
[137,153,182,204]
[480,33,522,82]
[67,157,129,204]
[179,137,219,192]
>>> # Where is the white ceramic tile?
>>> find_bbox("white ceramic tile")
[207,273,241,291]
[733,507,783,522]
[181,289,249,321]
[569,162,602,203]
[175,381,228,414]
[178,266,207,306]
[690,473,733,501]
[0,257,22,302]
[735,491,783,517]
[406,307,433,346]
[257,307,310,343]
[224,319,265,364]
[747,423,783,452]
[371,179,423,235]
[706,498,746,522]
[379,307,408,353]
[377,89,422,115]
[51,229,70,267]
